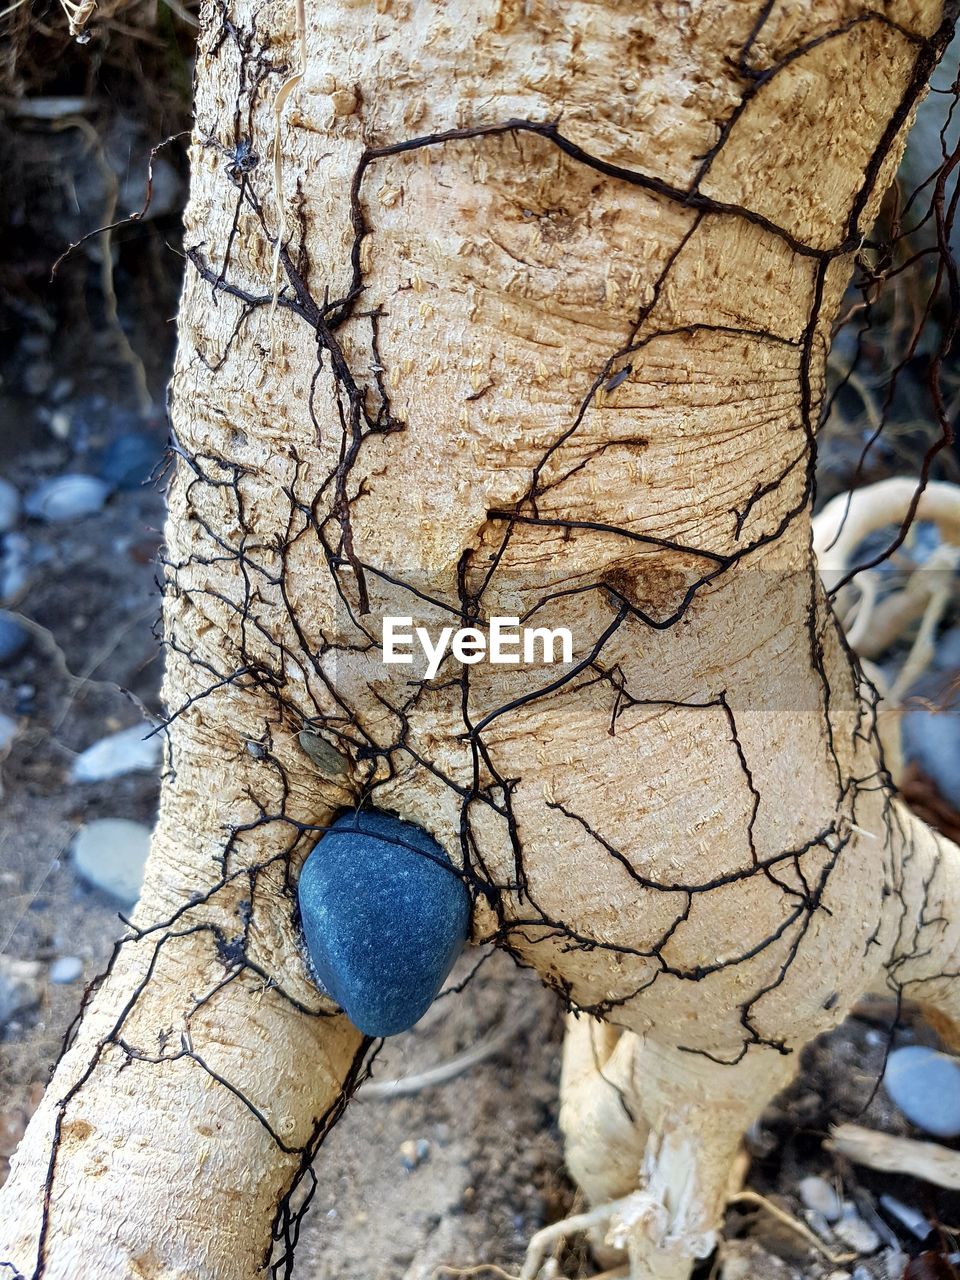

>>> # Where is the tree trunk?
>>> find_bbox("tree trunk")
[3,1,960,1277]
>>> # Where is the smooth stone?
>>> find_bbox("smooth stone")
[883,1045,960,1138]
[72,817,151,906]
[70,723,161,783]
[97,434,159,490]
[298,810,471,1037]
[0,611,29,666]
[0,478,20,533]
[24,474,110,522]
[934,625,960,673]
[901,696,960,812]
[49,956,83,985]
[874,1254,907,1280]
[0,533,31,604]
[798,1175,841,1222]
[0,957,41,1027]
[19,333,47,357]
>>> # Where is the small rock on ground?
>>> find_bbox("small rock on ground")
[883,1044,960,1138]
[0,534,31,604]
[0,612,29,667]
[0,957,42,1028]
[0,711,17,752]
[97,434,160,490]
[24,474,110,522]
[72,817,151,905]
[834,1205,881,1256]
[0,478,20,533]
[48,956,83,985]
[70,723,162,783]
[720,1240,801,1279]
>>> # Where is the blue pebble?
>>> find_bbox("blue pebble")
[97,434,160,491]
[884,1045,960,1138]
[0,611,29,667]
[298,810,470,1037]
